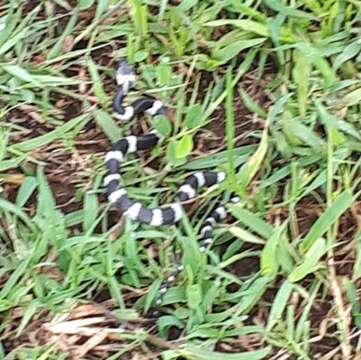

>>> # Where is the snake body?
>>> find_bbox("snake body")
[104,60,239,308]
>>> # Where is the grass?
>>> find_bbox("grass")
[1,0,361,359]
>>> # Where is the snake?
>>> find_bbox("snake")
[104,60,239,309]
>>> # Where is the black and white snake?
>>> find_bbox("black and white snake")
[104,60,239,309]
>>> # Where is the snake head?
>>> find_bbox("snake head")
[117,59,134,76]
[116,59,136,91]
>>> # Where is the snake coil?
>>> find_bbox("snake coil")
[104,60,239,308]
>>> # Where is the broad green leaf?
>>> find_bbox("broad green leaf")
[213,38,266,63]
[343,88,361,107]
[0,198,35,231]
[239,89,267,118]
[177,0,198,12]
[10,114,90,152]
[2,64,41,87]
[95,0,110,18]
[185,104,203,129]
[108,277,124,310]
[260,225,285,277]
[264,0,317,20]
[78,0,95,9]
[228,205,273,238]
[64,210,84,227]
[289,238,327,282]
[144,279,162,313]
[32,74,76,86]
[88,58,108,105]
[0,258,30,299]
[229,226,265,244]
[293,51,311,117]
[153,115,172,137]
[267,281,293,330]
[186,284,202,310]
[175,134,193,159]
[294,42,337,87]
[83,192,98,232]
[285,118,325,150]
[333,41,361,70]
[181,145,255,170]
[16,177,37,207]
[236,127,268,191]
[237,277,270,314]
[317,102,361,140]
[158,315,184,338]
[267,94,292,126]
[183,345,271,360]
[58,235,105,250]
[94,109,122,142]
[301,191,354,252]
[2,65,76,87]
[16,301,39,337]
[0,160,19,171]
[167,142,186,167]
[0,28,28,56]
[36,167,56,218]
[229,0,267,22]
[201,280,221,312]
[205,19,269,37]
[0,9,22,47]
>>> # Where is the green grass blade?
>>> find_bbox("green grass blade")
[289,238,327,282]
[300,190,354,252]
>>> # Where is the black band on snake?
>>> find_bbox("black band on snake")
[104,60,239,310]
